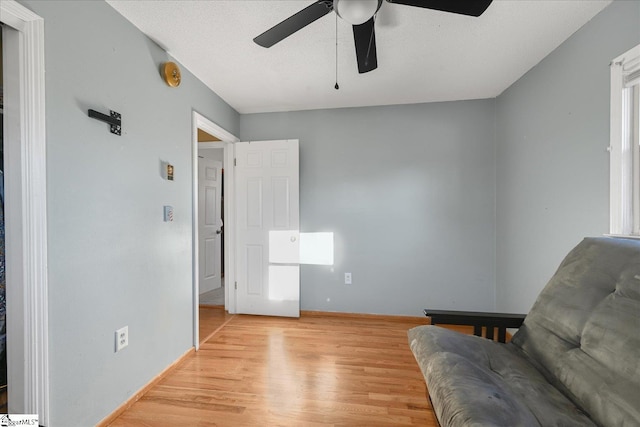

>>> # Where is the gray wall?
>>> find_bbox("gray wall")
[241,100,497,316]
[17,1,239,425]
[495,0,640,313]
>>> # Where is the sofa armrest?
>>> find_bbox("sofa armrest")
[423,309,526,343]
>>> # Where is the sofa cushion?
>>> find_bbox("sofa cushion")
[408,325,595,427]
[511,237,640,426]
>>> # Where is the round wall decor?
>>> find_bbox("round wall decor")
[162,62,181,87]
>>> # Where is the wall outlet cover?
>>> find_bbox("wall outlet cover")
[115,326,129,352]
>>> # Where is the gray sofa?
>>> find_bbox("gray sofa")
[408,237,640,426]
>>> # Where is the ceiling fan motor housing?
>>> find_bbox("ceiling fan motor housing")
[334,0,383,25]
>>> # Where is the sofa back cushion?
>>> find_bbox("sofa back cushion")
[511,237,640,426]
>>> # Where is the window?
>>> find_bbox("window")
[610,43,640,236]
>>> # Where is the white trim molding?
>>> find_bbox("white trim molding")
[193,111,239,144]
[1,1,49,424]
[610,43,640,236]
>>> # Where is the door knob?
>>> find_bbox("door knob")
[216,229,222,235]
[290,236,297,242]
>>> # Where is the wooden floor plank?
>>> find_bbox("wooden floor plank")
[109,313,440,426]
[198,306,235,346]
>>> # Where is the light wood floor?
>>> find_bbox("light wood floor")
[198,306,234,346]
[109,312,466,426]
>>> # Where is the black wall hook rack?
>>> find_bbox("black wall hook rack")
[88,109,122,135]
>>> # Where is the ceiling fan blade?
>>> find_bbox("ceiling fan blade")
[353,17,378,74]
[385,0,493,17]
[254,0,334,48]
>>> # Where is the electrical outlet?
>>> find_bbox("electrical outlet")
[115,326,128,352]
[345,272,352,285]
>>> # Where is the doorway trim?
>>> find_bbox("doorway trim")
[192,111,238,349]
[1,0,49,423]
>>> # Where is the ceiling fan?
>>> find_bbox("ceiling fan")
[254,0,493,74]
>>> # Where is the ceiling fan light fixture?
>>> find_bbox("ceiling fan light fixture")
[334,0,382,25]
[253,0,494,74]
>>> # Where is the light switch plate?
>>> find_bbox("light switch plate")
[164,205,174,222]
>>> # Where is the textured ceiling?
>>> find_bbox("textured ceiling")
[106,0,612,114]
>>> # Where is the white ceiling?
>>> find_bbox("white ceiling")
[106,0,612,114]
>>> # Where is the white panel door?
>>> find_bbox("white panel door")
[235,140,300,317]
[198,158,223,293]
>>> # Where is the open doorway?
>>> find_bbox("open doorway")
[192,112,238,349]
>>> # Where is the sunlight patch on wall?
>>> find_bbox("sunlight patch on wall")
[267,231,333,301]
[300,232,334,265]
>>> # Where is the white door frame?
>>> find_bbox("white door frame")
[192,111,238,349]
[1,0,49,423]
